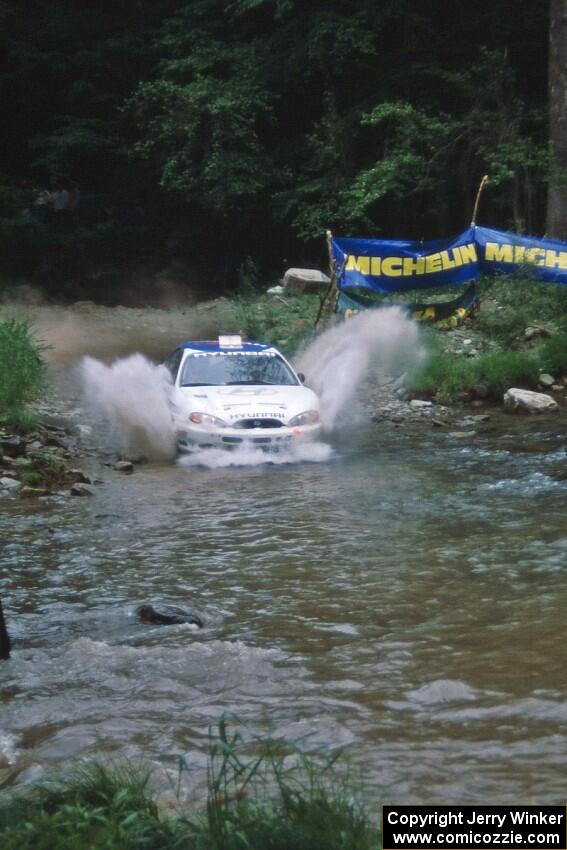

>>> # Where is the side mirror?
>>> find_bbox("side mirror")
[297,372,305,383]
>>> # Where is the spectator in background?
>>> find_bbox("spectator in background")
[53,183,69,213]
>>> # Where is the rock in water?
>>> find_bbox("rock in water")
[71,482,97,497]
[503,388,559,414]
[137,604,203,628]
[113,461,134,474]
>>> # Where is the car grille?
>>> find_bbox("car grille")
[233,418,285,429]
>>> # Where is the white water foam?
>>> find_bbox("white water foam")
[79,307,423,465]
[296,307,424,430]
[80,354,176,461]
[0,732,20,767]
[178,441,333,469]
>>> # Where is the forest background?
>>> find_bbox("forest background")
[1,0,564,302]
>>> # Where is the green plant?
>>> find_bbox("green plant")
[410,348,539,402]
[233,295,268,341]
[473,302,531,348]
[0,319,45,427]
[538,333,567,377]
[479,275,567,327]
[231,293,318,356]
[0,763,171,850]
[0,408,39,434]
[176,715,379,850]
[469,351,540,396]
[0,719,379,850]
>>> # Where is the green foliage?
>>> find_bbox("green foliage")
[409,349,540,402]
[232,293,318,356]
[480,275,567,326]
[0,408,39,434]
[126,4,275,215]
[0,319,45,425]
[0,1,553,290]
[174,714,378,850]
[470,352,541,397]
[343,102,457,226]
[25,450,70,488]
[539,333,567,377]
[0,719,378,850]
[473,302,531,349]
[0,763,168,850]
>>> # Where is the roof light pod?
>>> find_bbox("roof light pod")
[218,334,243,349]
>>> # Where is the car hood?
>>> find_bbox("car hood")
[174,384,320,424]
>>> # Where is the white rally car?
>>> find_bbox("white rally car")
[166,335,321,452]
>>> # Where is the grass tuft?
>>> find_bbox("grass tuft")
[409,349,540,402]
[0,318,45,431]
[0,762,167,850]
[538,332,567,377]
[0,717,379,850]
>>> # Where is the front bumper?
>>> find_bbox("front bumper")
[175,422,322,452]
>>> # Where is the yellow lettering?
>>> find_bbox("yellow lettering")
[458,243,478,264]
[545,249,567,269]
[425,253,443,273]
[402,257,426,275]
[371,256,382,275]
[382,257,403,276]
[525,248,546,265]
[345,255,370,274]
[514,246,526,263]
[485,242,513,263]
[440,250,456,270]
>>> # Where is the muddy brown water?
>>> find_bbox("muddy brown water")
[1,306,567,805]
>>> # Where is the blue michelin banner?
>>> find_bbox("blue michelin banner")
[333,225,567,294]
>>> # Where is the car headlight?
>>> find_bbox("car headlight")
[288,410,320,426]
[189,412,227,428]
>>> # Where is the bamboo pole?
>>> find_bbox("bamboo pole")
[0,599,11,660]
[471,174,489,226]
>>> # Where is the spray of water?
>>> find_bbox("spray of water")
[79,306,423,465]
[80,354,176,461]
[296,307,424,431]
[178,441,333,469]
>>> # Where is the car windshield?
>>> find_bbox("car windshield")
[180,352,298,387]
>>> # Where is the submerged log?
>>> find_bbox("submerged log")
[0,600,11,660]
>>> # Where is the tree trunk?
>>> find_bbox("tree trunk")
[0,600,11,660]
[547,0,567,239]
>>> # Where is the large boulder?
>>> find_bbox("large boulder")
[503,388,559,414]
[283,268,330,294]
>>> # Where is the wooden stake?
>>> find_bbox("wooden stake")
[471,174,489,226]
[0,599,11,660]
[314,230,338,327]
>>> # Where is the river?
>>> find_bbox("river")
[1,306,567,805]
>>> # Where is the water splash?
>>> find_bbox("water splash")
[178,441,332,469]
[296,307,424,430]
[79,306,422,462]
[80,354,176,460]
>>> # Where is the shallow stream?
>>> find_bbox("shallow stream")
[1,306,567,804]
[2,415,567,803]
